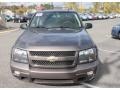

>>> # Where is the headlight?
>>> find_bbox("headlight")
[13,48,28,63]
[79,48,97,64]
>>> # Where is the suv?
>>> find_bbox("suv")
[10,10,99,84]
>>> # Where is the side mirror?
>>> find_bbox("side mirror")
[85,23,92,29]
[20,24,27,29]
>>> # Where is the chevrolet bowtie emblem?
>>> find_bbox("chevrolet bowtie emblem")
[47,56,58,62]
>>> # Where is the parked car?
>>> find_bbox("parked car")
[111,24,120,39]
[4,15,13,22]
[90,14,98,20]
[96,14,103,20]
[102,14,109,19]
[27,13,34,21]
[13,15,28,23]
[11,10,99,84]
[79,13,88,21]
[115,14,120,18]
[13,15,20,23]
[108,14,116,19]
[86,14,93,20]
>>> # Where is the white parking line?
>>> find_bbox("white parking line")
[98,48,119,53]
[0,29,18,34]
[81,82,100,88]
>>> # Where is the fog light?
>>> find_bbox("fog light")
[87,71,94,76]
[14,71,20,76]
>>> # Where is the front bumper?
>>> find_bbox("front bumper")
[10,60,99,84]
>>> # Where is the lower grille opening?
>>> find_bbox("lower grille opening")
[77,76,87,82]
[33,78,74,84]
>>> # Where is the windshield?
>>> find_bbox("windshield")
[29,12,82,31]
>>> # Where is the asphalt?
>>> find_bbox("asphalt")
[0,19,120,88]
[84,18,120,87]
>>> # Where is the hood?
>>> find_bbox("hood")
[14,28,95,51]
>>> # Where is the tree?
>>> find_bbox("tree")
[102,2,112,14]
[91,2,120,14]
[112,2,120,13]
[78,3,85,13]
[0,2,6,14]
[9,5,19,13]
[15,5,27,15]
[41,3,54,10]
[92,2,101,13]
[28,4,36,9]
[64,2,79,12]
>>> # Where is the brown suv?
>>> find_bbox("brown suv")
[10,10,99,84]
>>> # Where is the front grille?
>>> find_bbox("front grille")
[30,51,75,57]
[29,51,77,68]
[32,60,74,66]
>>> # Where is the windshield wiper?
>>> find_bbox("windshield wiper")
[48,26,71,28]
[32,26,48,29]
[48,26,80,30]
[31,26,81,30]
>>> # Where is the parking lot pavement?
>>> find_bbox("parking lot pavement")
[0,22,21,33]
[85,18,120,87]
[0,19,120,87]
[6,22,21,29]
